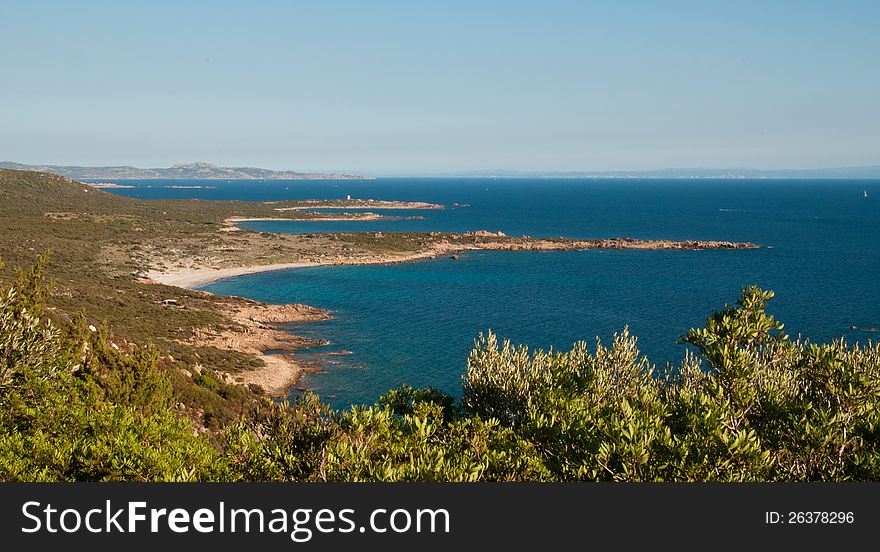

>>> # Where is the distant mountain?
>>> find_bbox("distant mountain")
[5,161,879,181]
[0,161,373,180]
[436,166,880,179]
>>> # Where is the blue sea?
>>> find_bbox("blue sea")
[111,178,880,407]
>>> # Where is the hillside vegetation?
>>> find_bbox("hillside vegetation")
[1,168,877,481]
[0,169,471,428]
[1,261,878,481]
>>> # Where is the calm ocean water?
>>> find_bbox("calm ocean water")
[112,179,880,407]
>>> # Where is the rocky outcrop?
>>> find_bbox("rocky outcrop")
[467,237,758,252]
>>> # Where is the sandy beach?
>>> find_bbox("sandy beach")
[144,230,757,395]
[145,248,453,289]
[149,232,757,290]
[146,261,316,288]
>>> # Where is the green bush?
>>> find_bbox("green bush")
[225,393,543,482]
[1,257,878,482]
[460,286,880,481]
[0,258,228,481]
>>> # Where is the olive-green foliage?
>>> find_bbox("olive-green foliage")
[0,259,227,481]
[225,391,543,482]
[1,257,878,482]
[0,294,59,392]
[463,286,880,481]
[378,383,456,419]
[463,327,670,480]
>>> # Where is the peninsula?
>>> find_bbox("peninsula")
[0,168,757,410]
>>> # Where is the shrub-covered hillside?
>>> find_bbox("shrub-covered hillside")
[1,257,878,481]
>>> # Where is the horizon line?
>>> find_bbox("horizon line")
[4,159,880,176]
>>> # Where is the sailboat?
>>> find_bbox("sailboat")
[865,189,869,198]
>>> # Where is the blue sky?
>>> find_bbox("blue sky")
[2,0,878,174]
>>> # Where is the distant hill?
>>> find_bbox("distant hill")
[0,168,132,219]
[0,161,373,180]
[437,166,880,179]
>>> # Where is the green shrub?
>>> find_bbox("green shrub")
[378,383,456,419]
[458,286,880,481]
[2,256,878,482]
[0,257,228,481]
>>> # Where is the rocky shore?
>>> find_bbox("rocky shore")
[144,229,757,394]
[148,232,758,289]
[187,300,332,395]
[270,199,443,210]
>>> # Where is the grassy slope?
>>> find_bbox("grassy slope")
[0,168,495,428]
[0,168,432,332]
[0,168,755,428]
[0,170,273,426]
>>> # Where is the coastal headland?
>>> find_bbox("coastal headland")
[0,168,758,424]
[148,232,756,289]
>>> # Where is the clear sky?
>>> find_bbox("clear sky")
[2,0,879,174]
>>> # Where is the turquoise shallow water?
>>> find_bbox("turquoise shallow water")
[112,178,880,407]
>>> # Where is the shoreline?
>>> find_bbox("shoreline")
[147,235,760,290]
[186,301,331,396]
[269,200,443,210]
[143,248,478,396]
[145,248,452,289]
[221,213,388,232]
[146,261,317,289]
[144,232,759,395]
